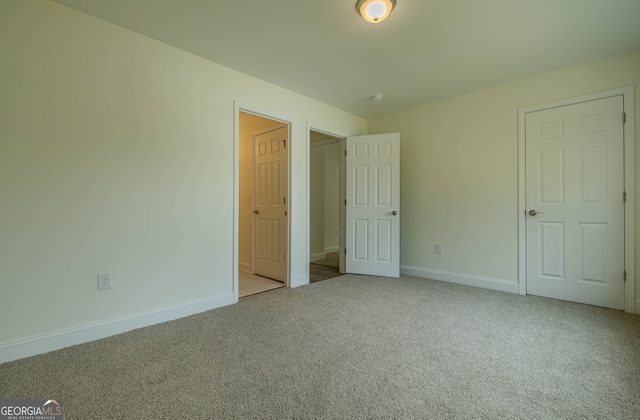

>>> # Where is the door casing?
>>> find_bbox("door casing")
[517,86,635,313]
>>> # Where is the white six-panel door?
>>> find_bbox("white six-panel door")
[345,133,400,278]
[525,96,624,309]
[254,127,288,282]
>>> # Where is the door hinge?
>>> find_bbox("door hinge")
[623,191,627,202]
[282,139,286,148]
[622,112,626,124]
[344,248,347,255]
[283,197,286,205]
[345,150,347,156]
[345,199,347,205]
[285,210,287,216]
[624,271,627,282]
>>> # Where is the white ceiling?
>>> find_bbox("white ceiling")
[52,0,640,118]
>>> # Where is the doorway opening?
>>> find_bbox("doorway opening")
[307,130,401,282]
[309,130,345,283]
[238,111,290,297]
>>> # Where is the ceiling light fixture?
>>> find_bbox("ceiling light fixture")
[356,0,396,24]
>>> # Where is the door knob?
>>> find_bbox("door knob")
[253,210,259,215]
[391,210,398,216]
[528,210,544,216]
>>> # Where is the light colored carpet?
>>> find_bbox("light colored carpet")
[1,275,639,419]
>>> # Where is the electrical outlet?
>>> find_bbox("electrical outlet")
[435,243,443,254]
[97,272,112,290]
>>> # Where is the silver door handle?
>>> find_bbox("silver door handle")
[528,210,544,216]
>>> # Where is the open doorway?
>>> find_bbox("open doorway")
[238,112,289,297]
[309,130,344,283]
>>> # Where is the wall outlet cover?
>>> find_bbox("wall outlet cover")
[97,272,112,290]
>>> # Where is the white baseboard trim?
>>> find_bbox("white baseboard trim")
[238,261,252,273]
[400,265,519,294]
[324,246,339,254]
[0,292,234,364]
[310,252,326,262]
[635,300,640,315]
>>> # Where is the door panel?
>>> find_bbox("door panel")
[539,148,564,203]
[580,222,606,283]
[346,133,400,277]
[376,219,391,262]
[525,96,624,309]
[539,221,564,279]
[354,165,368,205]
[254,126,288,282]
[354,219,369,260]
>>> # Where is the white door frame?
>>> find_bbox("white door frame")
[517,86,635,313]
[234,102,293,302]
[306,124,349,282]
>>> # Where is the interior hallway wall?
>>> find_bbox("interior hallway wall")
[310,145,325,260]
[323,142,340,253]
[310,140,340,261]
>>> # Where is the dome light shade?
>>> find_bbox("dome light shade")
[356,0,396,24]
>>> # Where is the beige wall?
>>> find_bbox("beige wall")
[0,0,366,350]
[310,146,325,258]
[368,49,640,305]
[238,114,286,272]
[310,141,340,259]
[323,142,340,252]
